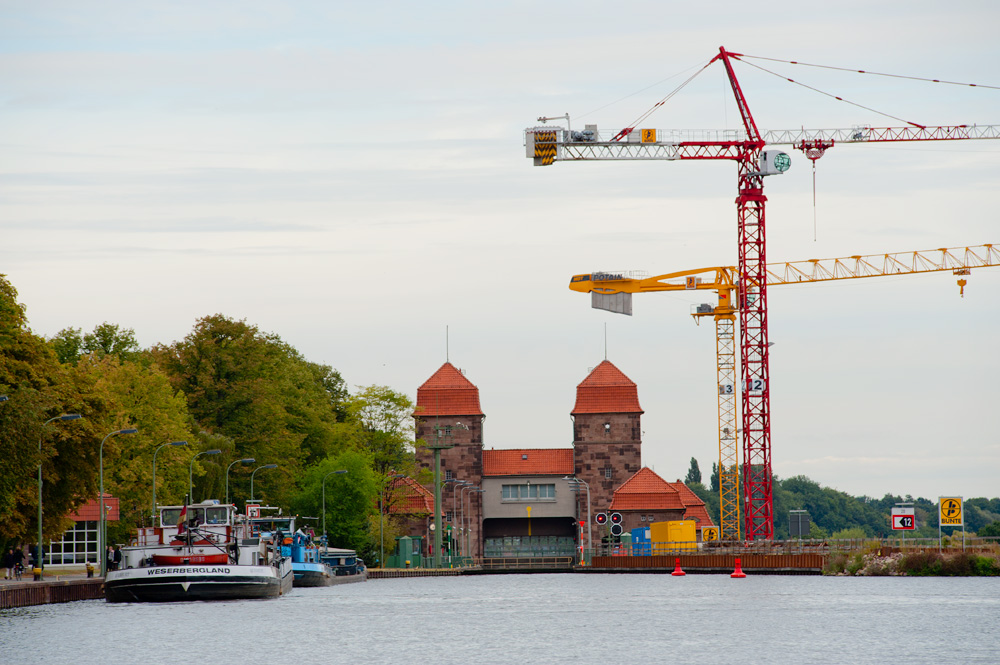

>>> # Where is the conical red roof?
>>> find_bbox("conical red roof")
[414,362,484,417]
[571,360,643,414]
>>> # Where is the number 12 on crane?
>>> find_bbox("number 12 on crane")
[745,378,766,394]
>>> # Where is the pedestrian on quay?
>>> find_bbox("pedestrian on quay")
[106,545,114,572]
[12,546,25,575]
[113,545,122,571]
[2,547,12,579]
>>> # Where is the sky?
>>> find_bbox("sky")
[3,1,999,502]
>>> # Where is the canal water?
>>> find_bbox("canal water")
[2,574,998,664]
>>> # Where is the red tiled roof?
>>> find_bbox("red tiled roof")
[611,492,684,511]
[610,468,683,511]
[669,480,715,527]
[68,495,119,522]
[387,476,435,515]
[571,360,643,415]
[482,449,575,477]
[609,468,716,526]
[414,362,484,417]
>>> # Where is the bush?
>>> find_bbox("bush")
[973,555,1000,576]
[897,551,1000,576]
[824,551,848,575]
[898,551,943,576]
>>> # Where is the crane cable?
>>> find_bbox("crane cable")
[612,59,716,141]
[738,54,1000,90]
[732,56,926,128]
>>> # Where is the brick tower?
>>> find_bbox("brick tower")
[571,360,643,514]
[413,362,485,557]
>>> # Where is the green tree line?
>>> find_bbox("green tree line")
[690,460,1000,539]
[1,274,419,562]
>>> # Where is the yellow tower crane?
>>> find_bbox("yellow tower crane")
[569,244,1000,540]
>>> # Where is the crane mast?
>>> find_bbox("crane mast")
[527,46,1000,540]
[569,244,1000,540]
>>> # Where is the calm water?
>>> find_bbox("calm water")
[2,574,998,664]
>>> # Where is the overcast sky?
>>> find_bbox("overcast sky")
[3,1,998,501]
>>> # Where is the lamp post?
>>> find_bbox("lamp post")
[152,441,187,522]
[225,458,255,506]
[564,476,592,561]
[464,488,484,560]
[250,464,277,502]
[188,449,222,503]
[459,484,477,554]
[379,473,406,568]
[450,480,469,556]
[321,469,348,544]
[38,414,82,578]
[99,427,138,577]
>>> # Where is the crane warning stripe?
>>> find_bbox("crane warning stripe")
[534,131,557,166]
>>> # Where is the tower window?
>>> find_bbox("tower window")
[604,467,613,479]
[445,470,453,481]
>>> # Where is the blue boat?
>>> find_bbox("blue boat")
[249,513,365,587]
[317,542,367,585]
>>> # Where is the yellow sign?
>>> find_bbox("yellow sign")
[641,128,657,143]
[940,497,963,526]
[702,527,719,542]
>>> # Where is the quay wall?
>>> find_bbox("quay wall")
[1,579,104,609]
[368,568,462,579]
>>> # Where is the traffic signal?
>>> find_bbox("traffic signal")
[610,512,622,524]
[595,513,608,525]
[610,523,623,536]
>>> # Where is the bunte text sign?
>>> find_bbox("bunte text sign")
[939,497,963,526]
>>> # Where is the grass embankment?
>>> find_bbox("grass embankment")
[825,546,1000,576]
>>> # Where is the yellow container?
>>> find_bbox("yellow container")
[649,520,697,553]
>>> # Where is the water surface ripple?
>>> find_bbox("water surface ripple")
[2,574,997,664]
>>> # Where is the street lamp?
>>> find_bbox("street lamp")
[99,427,138,577]
[38,414,82,578]
[450,480,470,557]
[379,473,406,568]
[152,441,187,522]
[459,484,477,554]
[226,458,255,506]
[564,476,592,561]
[189,449,222,503]
[249,464,277,502]
[463,487,484,560]
[321,469,348,544]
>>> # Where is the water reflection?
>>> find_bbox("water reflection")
[2,574,998,665]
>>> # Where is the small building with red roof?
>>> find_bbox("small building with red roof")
[608,467,714,534]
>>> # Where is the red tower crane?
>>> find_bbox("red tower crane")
[525,47,1000,539]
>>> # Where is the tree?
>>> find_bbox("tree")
[685,457,702,485]
[49,323,140,365]
[291,450,377,555]
[0,274,93,543]
[710,462,719,493]
[977,521,1000,538]
[348,385,417,477]
[150,314,347,508]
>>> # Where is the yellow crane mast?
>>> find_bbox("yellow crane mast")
[569,244,1000,540]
